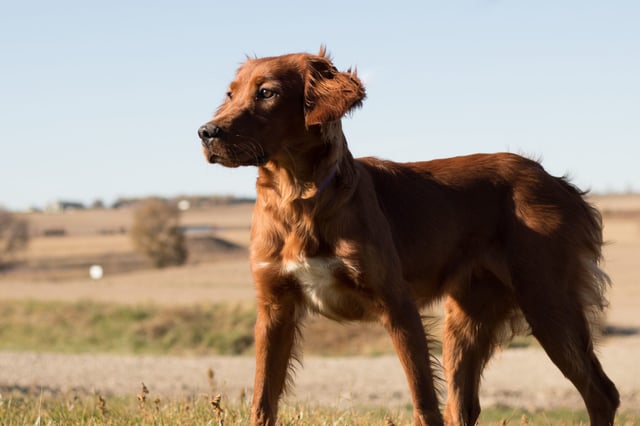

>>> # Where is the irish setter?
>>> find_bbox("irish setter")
[198,48,619,425]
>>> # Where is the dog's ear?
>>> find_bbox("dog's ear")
[304,52,366,126]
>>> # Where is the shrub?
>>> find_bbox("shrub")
[0,208,29,268]
[130,198,187,268]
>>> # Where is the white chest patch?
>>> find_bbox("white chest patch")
[285,257,342,316]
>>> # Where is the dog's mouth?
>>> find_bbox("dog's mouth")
[205,148,268,168]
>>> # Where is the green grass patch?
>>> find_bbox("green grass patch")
[0,299,542,356]
[0,392,637,425]
[0,300,256,355]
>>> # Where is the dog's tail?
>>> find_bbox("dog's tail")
[558,178,611,336]
[511,162,611,338]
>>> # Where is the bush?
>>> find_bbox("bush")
[0,208,29,268]
[130,198,187,268]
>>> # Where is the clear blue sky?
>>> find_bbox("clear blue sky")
[1,1,638,210]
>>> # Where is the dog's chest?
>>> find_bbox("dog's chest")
[284,257,369,321]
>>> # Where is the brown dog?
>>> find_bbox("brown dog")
[198,48,619,425]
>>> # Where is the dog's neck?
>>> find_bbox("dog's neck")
[313,163,338,197]
[257,121,357,204]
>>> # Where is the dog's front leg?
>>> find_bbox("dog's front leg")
[251,295,301,426]
[380,288,444,426]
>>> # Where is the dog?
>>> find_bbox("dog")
[198,47,619,425]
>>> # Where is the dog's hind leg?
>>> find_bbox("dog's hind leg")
[513,265,619,426]
[442,270,514,426]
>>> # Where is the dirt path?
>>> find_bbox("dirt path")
[2,336,639,412]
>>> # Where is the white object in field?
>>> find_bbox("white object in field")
[89,265,104,280]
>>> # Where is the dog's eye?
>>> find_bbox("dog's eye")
[257,88,276,100]
[226,91,233,100]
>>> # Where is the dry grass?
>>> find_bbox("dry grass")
[1,369,637,425]
[0,392,414,426]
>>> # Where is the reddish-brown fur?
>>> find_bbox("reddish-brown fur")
[198,48,619,426]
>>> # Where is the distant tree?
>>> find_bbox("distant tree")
[91,199,105,209]
[130,198,187,268]
[0,208,29,268]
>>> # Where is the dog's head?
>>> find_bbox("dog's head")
[198,47,365,167]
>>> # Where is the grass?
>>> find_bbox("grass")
[0,300,540,356]
[0,300,257,355]
[1,390,637,425]
[0,392,405,426]
[0,299,401,356]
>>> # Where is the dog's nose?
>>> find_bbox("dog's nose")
[198,123,221,147]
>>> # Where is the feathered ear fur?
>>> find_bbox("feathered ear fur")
[304,48,366,126]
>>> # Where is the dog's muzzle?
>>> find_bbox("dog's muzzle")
[198,123,222,148]
[198,122,268,166]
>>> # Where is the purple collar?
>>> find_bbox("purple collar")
[315,165,337,196]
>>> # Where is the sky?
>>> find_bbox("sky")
[1,1,639,210]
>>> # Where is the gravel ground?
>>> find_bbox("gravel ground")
[2,336,639,413]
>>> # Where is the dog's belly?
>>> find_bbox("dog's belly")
[285,257,371,321]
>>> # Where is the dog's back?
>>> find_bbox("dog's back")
[359,152,608,314]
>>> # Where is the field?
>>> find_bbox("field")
[1,194,640,424]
